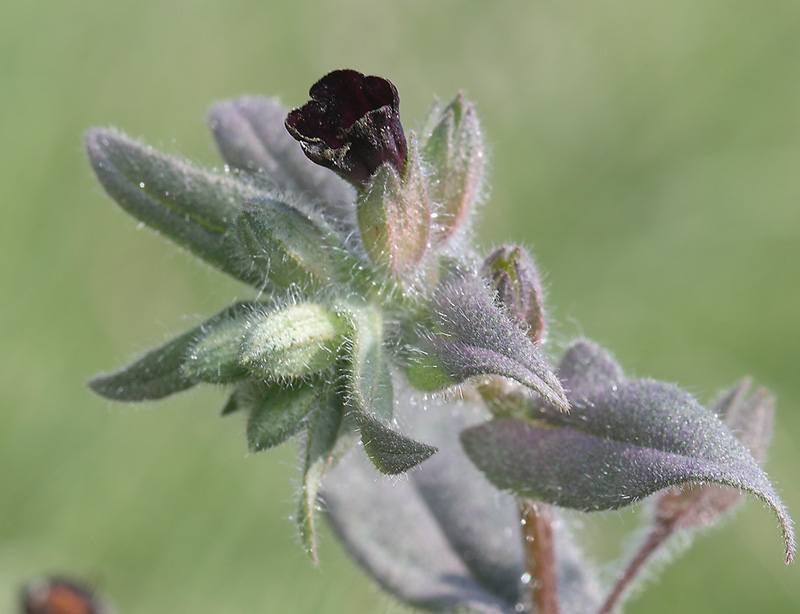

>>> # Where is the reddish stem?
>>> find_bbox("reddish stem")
[519,499,559,614]
[597,522,673,614]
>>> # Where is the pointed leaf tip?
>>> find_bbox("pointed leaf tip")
[460,339,795,563]
[418,271,568,411]
[360,416,438,474]
[85,128,266,286]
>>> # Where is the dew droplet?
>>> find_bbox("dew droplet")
[520,572,531,585]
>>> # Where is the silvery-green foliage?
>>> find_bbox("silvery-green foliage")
[87,69,794,613]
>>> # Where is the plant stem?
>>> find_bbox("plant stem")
[519,499,559,614]
[597,522,672,614]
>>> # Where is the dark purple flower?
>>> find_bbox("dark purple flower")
[285,69,407,186]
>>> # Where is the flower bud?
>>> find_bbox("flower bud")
[240,303,345,379]
[481,245,545,343]
[356,136,431,278]
[423,94,485,244]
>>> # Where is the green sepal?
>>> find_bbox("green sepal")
[405,353,455,392]
[236,199,350,290]
[85,129,266,286]
[339,301,438,474]
[358,414,437,475]
[219,391,240,416]
[421,94,484,245]
[356,136,431,279]
[244,380,322,452]
[298,392,358,563]
[182,309,252,384]
[89,303,256,401]
[240,302,345,380]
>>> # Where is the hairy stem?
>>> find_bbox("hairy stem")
[597,522,672,614]
[519,499,559,614]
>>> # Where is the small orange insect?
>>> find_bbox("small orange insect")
[20,577,106,614]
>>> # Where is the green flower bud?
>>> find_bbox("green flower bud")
[240,303,345,379]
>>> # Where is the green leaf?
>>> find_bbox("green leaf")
[89,303,256,401]
[298,392,357,563]
[85,129,265,285]
[236,199,351,290]
[182,309,251,384]
[359,415,438,475]
[339,302,437,474]
[244,381,322,452]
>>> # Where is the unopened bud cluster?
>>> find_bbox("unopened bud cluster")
[86,69,568,559]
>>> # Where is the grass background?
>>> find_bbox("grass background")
[1,0,798,612]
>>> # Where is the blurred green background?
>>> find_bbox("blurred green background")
[2,0,798,612]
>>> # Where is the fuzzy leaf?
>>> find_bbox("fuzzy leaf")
[85,129,265,285]
[89,303,255,401]
[244,381,322,452]
[208,97,354,204]
[324,391,601,613]
[324,398,523,613]
[358,416,438,475]
[413,271,568,411]
[236,199,350,290]
[340,302,437,474]
[298,391,357,563]
[460,340,795,563]
[654,380,776,533]
[182,309,251,384]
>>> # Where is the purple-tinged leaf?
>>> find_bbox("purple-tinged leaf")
[88,303,256,401]
[460,340,795,563]
[413,272,568,411]
[324,398,522,613]
[325,390,603,613]
[85,129,265,286]
[596,381,779,614]
[208,97,354,208]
